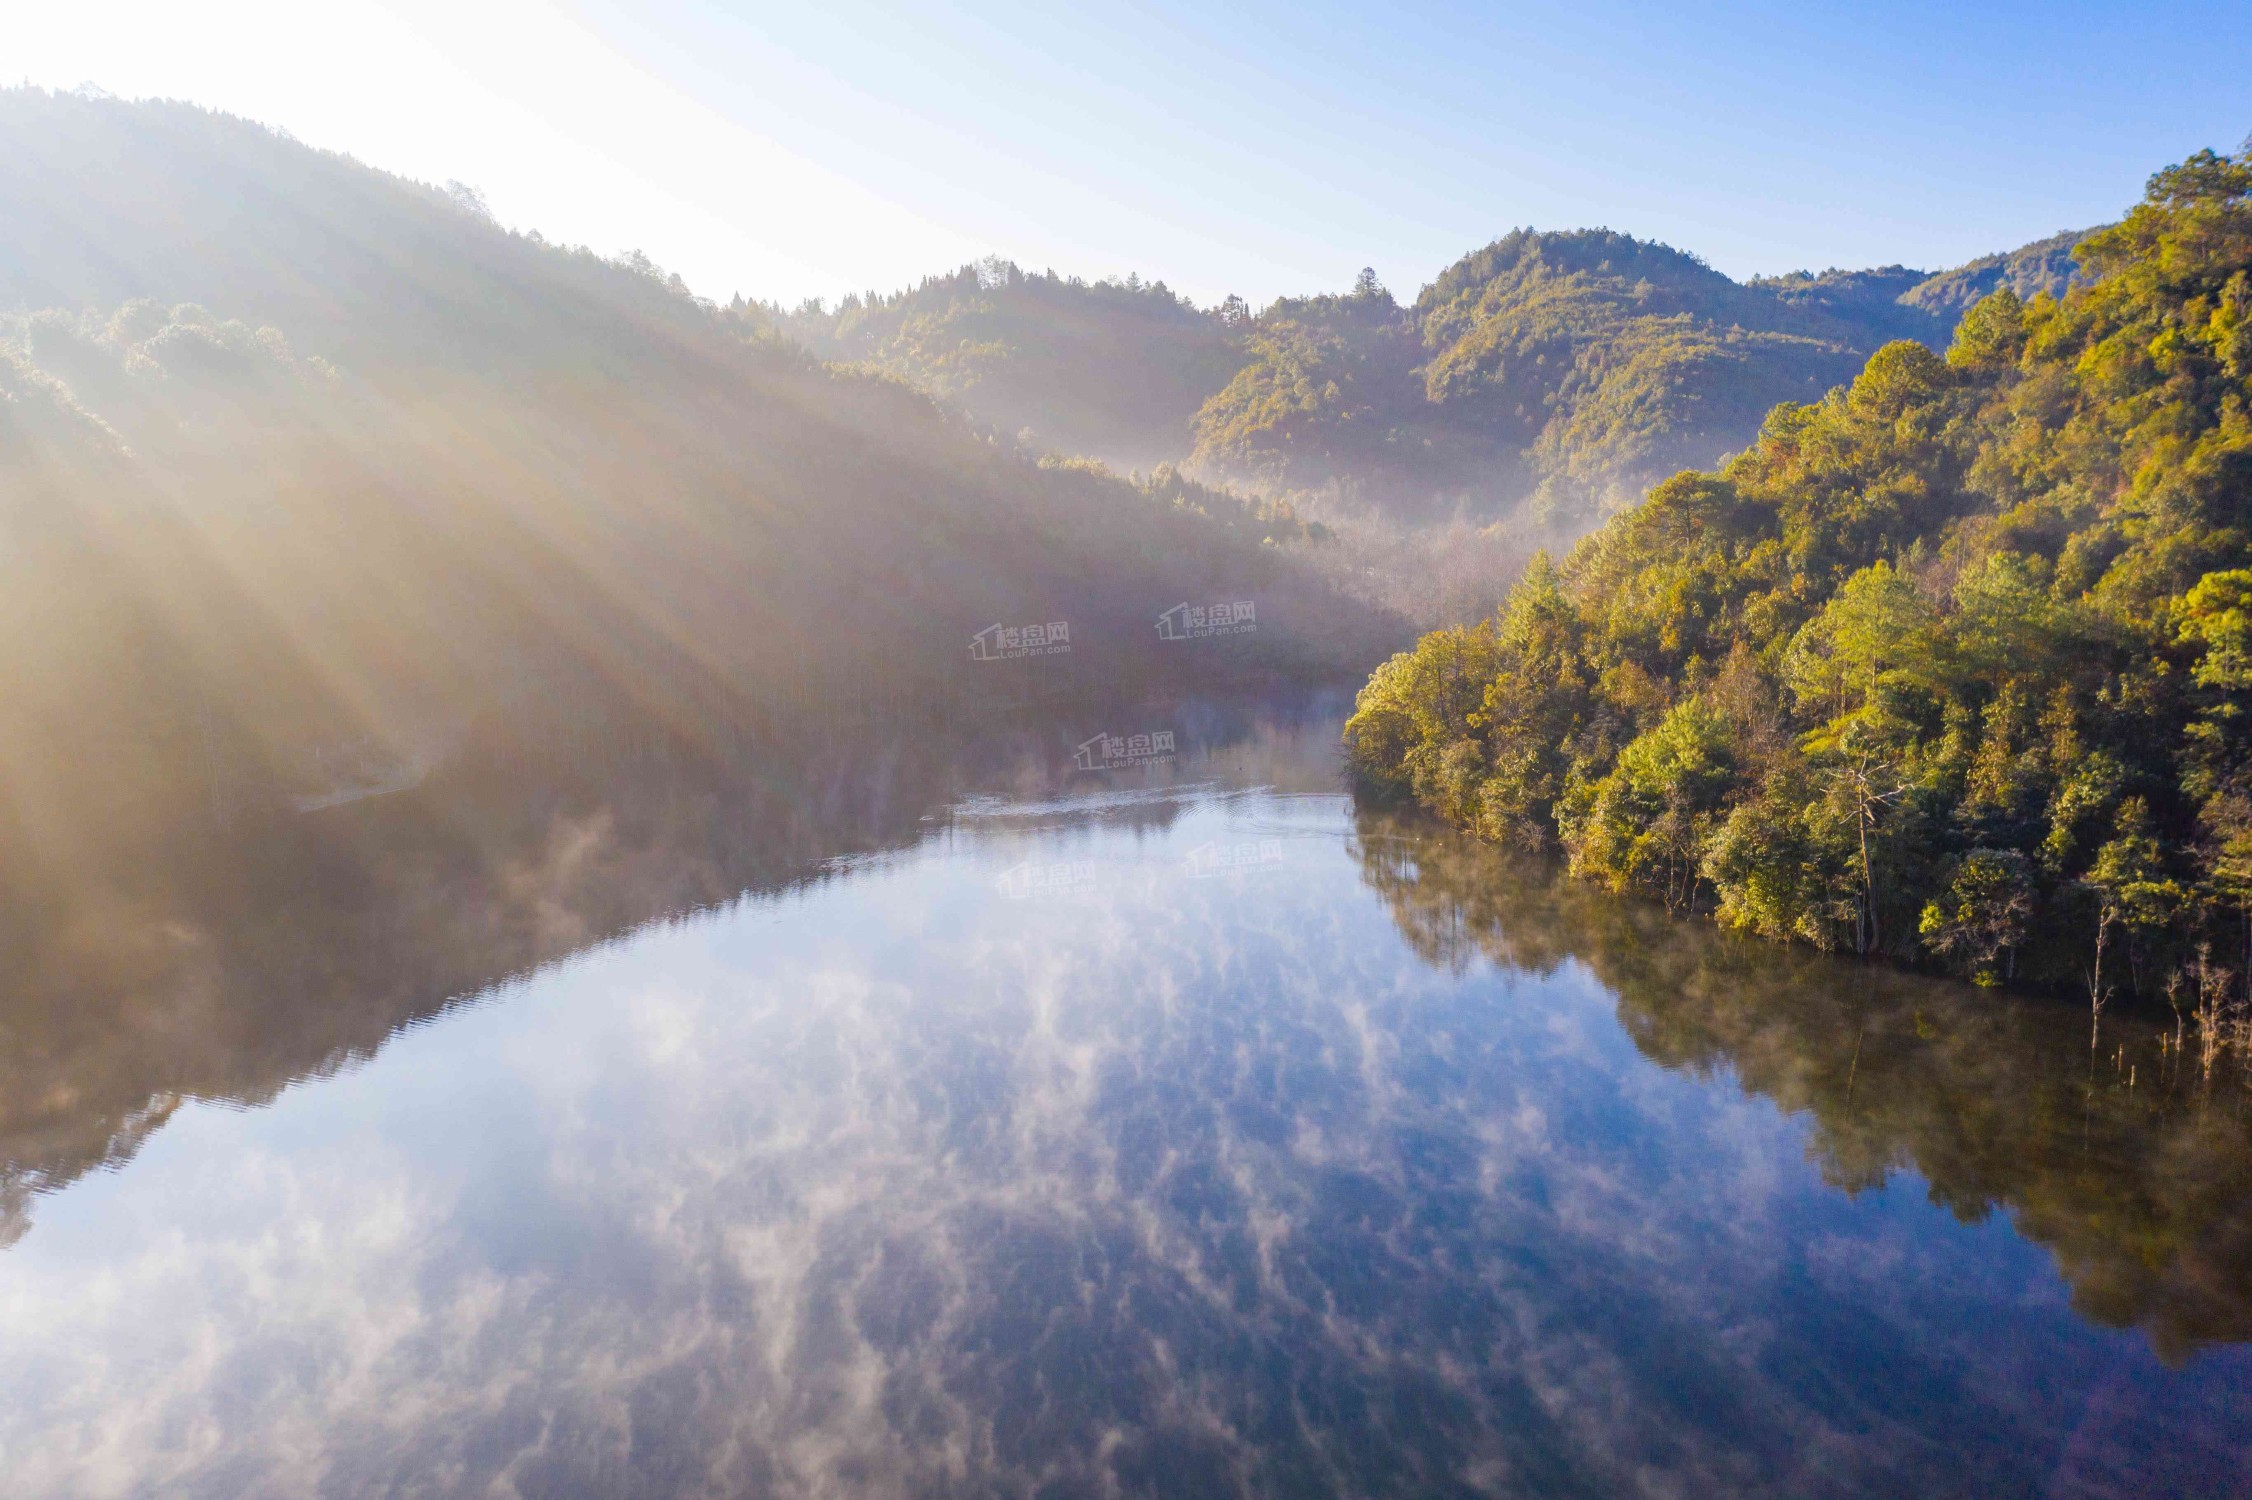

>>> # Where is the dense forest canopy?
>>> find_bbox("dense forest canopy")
[1894,228,2093,319]
[1346,144,2252,1010]
[787,227,2089,531]
[0,90,1393,927]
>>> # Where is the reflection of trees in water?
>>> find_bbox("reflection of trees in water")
[0,693,1342,1248]
[1349,806,2252,1361]
[10,715,2250,1498]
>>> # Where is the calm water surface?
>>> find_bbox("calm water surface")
[4,701,2250,1497]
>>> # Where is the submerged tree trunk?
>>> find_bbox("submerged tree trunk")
[2089,910,2111,1063]
[1858,809,1879,957]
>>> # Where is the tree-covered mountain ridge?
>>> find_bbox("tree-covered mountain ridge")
[1344,143,2252,1015]
[0,89,1397,926]
[779,223,2092,526]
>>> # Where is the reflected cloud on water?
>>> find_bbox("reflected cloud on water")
[2,700,2249,1497]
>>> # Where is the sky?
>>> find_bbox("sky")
[12,0,2251,309]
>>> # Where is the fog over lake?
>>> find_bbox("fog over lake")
[1,699,2245,1498]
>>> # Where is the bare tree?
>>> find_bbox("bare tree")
[2088,906,2113,1068]
[1827,750,1904,956]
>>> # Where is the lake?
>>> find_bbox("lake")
[3,694,2249,1497]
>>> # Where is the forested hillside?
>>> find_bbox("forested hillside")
[1196,238,1942,523]
[0,90,1393,923]
[776,260,1242,468]
[787,231,2088,530]
[1345,144,2252,1008]
[1897,229,2092,319]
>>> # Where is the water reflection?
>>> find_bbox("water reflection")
[0,735,887,1249]
[3,701,2250,1497]
[0,695,1346,1247]
[1351,809,2252,1362]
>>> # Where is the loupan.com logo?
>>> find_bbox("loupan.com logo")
[1156,600,1255,641]
[997,858,1099,899]
[970,620,1071,661]
[1073,730,1177,772]
[1185,839,1286,879]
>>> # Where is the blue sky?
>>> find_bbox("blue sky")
[19,0,2252,306]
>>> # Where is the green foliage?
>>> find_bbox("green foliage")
[1193,228,1952,523]
[1783,560,1935,728]
[1344,621,1506,822]
[781,216,2093,532]
[1702,770,1856,945]
[2178,567,2252,688]
[1184,281,1452,502]
[1346,143,2252,997]
[2087,797,2186,937]
[1919,848,2038,984]
[1898,229,2093,320]
[1189,228,2089,527]
[1563,699,1737,911]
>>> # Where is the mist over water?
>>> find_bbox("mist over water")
[3,697,2248,1498]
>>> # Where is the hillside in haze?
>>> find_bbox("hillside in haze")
[785,229,2091,529]
[0,89,1398,924]
[772,261,1242,470]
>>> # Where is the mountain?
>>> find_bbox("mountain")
[0,89,1397,916]
[1897,229,2093,318]
[1199,234,1936,523]
[1344,142,2252,998]
[775,260,1242,469]
[788,230,2091,530]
